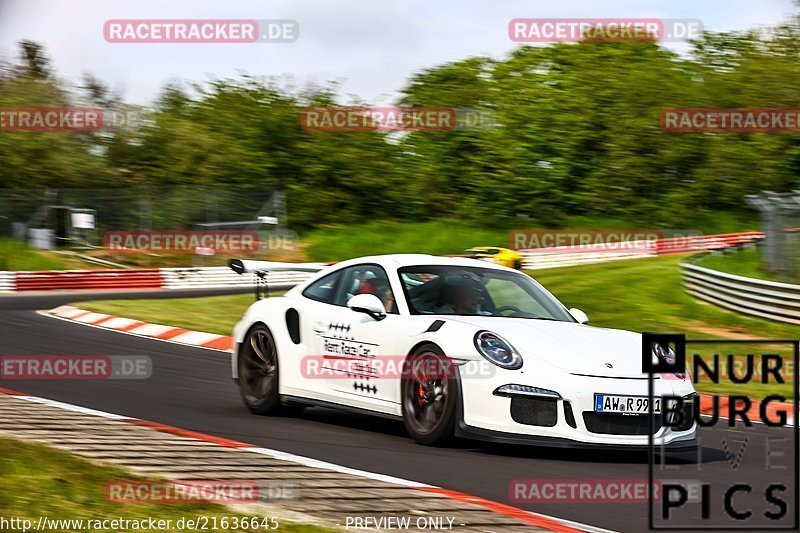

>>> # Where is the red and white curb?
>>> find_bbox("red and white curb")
[0,385,610,533]
[46,305,235,352]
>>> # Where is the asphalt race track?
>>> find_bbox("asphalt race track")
[1,291,797,532]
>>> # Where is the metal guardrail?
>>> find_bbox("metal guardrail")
[161,266,315,290]
[521,251,653,270]
[680,261,800,325]
[519,233,765,270]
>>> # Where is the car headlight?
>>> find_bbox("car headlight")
[474,331,522,370]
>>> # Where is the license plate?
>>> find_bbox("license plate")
[594,394,661,414]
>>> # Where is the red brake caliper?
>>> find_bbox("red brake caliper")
[417,363,427,408]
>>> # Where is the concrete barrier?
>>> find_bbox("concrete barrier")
[14,269,162,292]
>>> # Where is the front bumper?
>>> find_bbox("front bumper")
[458,363,697,449]
[455,419,698,452]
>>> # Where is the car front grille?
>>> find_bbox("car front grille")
[582,412,661,435]
[510,397,558,427]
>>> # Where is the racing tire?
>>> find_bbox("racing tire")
[401,344,459,446]
[238,324,303,416]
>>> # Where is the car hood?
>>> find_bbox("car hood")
[444,316,645,377]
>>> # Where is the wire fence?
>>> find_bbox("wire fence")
[0,186,288,244]
[0,187,297,267]
[746,191,800,281]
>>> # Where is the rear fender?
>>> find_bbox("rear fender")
[231,297,291,381]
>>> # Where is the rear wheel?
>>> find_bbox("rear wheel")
[238,324,303,415]
[401,345,458,445]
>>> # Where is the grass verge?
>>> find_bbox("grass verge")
[0,239,71,271]
[302,220,512,262]
[532,255,797,399]
[78,294,258,336]
[695,246,799,284]
[301,213,759,262]
[0,436,332,532]
[531,255,797,339]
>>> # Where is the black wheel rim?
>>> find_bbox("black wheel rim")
[240,328,277,404]
[403,353,449,436]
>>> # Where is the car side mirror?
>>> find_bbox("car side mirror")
[569,307,589,324]
[348,294,387,321]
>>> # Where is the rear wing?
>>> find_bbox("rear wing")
[228,259,328,276]
[229,259,330,299]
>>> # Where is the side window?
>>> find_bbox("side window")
[334,264,398,314]
[400,271,441,314]
[302,270,342,304]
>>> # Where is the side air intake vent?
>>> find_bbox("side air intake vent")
[285,308,301,344]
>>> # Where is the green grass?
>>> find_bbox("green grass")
[301,213,760,262]
[79,294,258,336]
[695,246,798,284]
[0,238,71,271]
[0,436,333,533]
[531,255,798,399]
[302,220,513,262]
[530,254,796,338]
[563,210,759,235]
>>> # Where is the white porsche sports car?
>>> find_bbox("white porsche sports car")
[228,254,697,449]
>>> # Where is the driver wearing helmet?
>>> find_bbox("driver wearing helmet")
[356,276,396,313]
[438,282,479,315]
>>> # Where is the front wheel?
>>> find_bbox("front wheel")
[238,324,302,415]
[401,345,459,446]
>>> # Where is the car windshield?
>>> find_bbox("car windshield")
[398,265,575,321]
